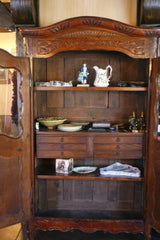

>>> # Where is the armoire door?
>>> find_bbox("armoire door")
[0,49,31,229]
[146,58,160,236]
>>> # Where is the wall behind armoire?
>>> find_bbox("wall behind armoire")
[39,0,137,26]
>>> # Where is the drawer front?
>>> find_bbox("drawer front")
[37,135,86,144]
[94,136,143,144]
[36,134,144,159]
[36,135,87,158]
[94,143,142,152]
[94,149,143,159]
[37,149,87,158]
[94,136,143,159]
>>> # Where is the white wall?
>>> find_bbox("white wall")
[0,33,16,116]
[39,0,137,27]
[0,32,16,54]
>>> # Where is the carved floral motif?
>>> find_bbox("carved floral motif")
[36,37,146,57]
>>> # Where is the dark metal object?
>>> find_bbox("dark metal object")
[10,0,38,26]
[0,2,15,32]
[138,0,160,26]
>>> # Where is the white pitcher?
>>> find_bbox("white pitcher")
[93,65,112,87]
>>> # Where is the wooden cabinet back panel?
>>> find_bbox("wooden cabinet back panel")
[34,51,147,123]
[37,179,143,213]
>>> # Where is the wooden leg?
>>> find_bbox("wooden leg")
[27,221,35,240]
[144,224,151,240]
[21,221,34,240]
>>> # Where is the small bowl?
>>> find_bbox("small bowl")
[37,117,66,129]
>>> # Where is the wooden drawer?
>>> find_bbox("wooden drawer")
[94,149,143,159]
[94,136,143,144]
[94,136,144,159]
[36,135,87,158]
[36,134,144,159]
[37,135,86,144]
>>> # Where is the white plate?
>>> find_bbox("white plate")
[58,124,82,132]
[72,166,97,174]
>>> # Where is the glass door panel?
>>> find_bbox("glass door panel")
[0,67,23,138]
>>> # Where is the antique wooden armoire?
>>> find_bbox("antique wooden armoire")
[0,17,160,240]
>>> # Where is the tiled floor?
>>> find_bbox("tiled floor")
[0,223,23,240]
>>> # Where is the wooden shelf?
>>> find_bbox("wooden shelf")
[34,86,148,92]
[36,130,145,136]
[35,209,143,220]
[36,174,144,181]
[36,167,144,182]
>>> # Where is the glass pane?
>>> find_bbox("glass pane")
[0,67,23,138]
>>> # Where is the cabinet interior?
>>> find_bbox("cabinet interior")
[33,51,148,122]
[33,50,148,220]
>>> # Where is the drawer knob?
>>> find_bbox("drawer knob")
[116,137,120,142]
[116,152,120,156]
[61,152,64,156]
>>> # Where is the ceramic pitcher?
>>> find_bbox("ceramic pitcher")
[93,65,112,87]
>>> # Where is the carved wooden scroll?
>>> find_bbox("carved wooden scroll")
[20,16,160,59]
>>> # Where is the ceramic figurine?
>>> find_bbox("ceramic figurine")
[138,112,146,132]
[93,65,112,87]
[77,63,89,85]
[129,112,138,132]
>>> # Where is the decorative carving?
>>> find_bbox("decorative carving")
[61,30,118,38]
[11,70,18,124]
[35,218,144,233]
[21,16,160,39]
[49,22,70,33]
[36,38,146,57]
[114,23,137,35]
[81,18,102,26]
[37,41,54,55]
[142,30,160,37]
[20,16,159,58]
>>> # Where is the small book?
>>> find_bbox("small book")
[92,122,111,128]
[88,127,106,132]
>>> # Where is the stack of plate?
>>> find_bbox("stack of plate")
[71,121,90,126]
[57,124,82,132]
